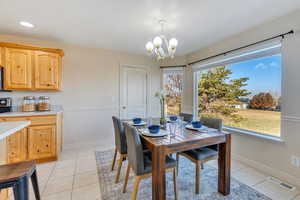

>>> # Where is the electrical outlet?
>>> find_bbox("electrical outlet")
[291,155,300,167]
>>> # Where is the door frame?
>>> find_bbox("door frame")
[119,64,151,119]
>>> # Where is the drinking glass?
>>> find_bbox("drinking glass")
[178,116,185,135]
[169,121,177,138]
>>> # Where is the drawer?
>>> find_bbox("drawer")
[0,115,56,126]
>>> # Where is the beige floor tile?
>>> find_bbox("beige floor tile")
[72,183,101,200]
[294,195,300,200]
[49,166,75,180]
[37,171,52,183]
[59,150,78,161]
[232,167,267,186]
[43,176,74,195]
[55,159,76,169]
[76,158,97,174]
[28,180,46,200]
[36,162,56,173]
[43,190,72,200]
[231,159,248,172]
[254,180,300,200]
[77,148,96,158]
[73,171,98,189]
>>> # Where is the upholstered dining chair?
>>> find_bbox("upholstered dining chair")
[123,123,178,200]
[176,116,222,194]
[111,116,128,183]
[179,112,193,123]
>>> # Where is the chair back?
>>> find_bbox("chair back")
[112,116,127,154]
[200,116,222,131]
[124,123,145,176]
[179,113,193,122]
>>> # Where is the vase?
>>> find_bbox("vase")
[160,99,166,127]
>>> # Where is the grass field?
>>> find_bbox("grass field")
[223,109,281,137]
[167,101,281,137]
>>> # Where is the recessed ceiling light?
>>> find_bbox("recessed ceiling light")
[20,21,34,28]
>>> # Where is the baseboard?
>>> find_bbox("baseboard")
[233,153,300,189]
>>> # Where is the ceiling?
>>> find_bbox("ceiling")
[1,0,300,56]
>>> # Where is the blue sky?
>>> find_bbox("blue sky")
[227,54,282,98]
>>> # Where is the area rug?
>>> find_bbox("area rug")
[95,150,270,200]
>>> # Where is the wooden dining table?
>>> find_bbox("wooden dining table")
[138,125,231,200]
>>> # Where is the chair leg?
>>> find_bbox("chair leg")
[30,170,41,200]
[131,176,142,200]
[111,148,118,171]
[115,154,125,183]
[201,163,204,170]
[123,164,131,193]
[173,168,178,200]
[13,176,29,200]
[195,161,201,194]
[176,153,179,176]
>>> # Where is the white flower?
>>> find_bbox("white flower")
[155,90,166,100]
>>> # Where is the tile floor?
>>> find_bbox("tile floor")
[7,143,300,200]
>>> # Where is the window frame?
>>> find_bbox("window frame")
[193,53,284,141]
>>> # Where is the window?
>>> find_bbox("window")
[195,53,282,138]
[163,69,183,115]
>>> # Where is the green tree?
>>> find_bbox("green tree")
[198,66,250,122]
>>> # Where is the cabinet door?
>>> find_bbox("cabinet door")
[4,48,32,89]
[28,125,56,159]
[35,51,61,90]
[6,128,27,163]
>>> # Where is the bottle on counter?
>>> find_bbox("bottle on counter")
[22,96,36,112]
[37,96,51,111]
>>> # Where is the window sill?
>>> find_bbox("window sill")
[223,126,285,143]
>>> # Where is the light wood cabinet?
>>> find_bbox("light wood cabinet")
[6,128,28,163]
[0,114,62,164]
[4,48,32,89]
[28,125,56,160]
[0,42,64,91]
[35,51,61,90]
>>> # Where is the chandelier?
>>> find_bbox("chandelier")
[145,20,178,60]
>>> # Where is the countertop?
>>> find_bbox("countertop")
[0,105,63,117]
[0,121,31,140]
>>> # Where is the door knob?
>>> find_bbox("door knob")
[122,106,126,109]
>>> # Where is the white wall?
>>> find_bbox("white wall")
[162,9,300,187]
[0,34,161,150]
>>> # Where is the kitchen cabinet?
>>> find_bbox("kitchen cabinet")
[0,113,62,163]
[28,125,56,160]
[0,42,64,91]
[4,48,32,89]
[6,128,27,163]
[35,51,61,90]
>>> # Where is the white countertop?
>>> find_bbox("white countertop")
[0,121,31,140]
[0,105,63,117]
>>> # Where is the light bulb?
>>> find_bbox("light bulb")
[153,36,162,48]
[145,41,154,52]
[169,38,178,49]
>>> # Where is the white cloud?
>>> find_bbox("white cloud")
[255,63,268,69]
[255,61,279,70]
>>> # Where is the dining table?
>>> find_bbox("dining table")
[137,123,231,200]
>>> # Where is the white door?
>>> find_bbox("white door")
[120,65,149,119]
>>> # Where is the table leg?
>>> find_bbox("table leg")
[152,145,166,200]
[218,134,231,195]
